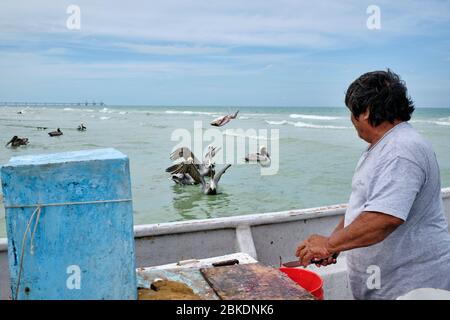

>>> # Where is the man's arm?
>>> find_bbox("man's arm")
[331,217,345,236]
[327,211,403,253]
[296,212,403,266]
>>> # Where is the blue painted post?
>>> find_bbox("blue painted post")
[1,148,137,300]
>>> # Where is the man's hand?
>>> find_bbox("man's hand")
[295,234,335,267]
[314,253,339,267]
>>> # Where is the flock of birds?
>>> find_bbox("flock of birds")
[4,109,271,197]
[165,110,271,195]
[5,123,87,147]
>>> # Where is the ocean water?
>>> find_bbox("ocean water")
[0,105,449,238]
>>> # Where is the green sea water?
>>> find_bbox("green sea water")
[0,105,449,238]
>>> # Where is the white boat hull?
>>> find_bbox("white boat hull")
[1,188,449,300]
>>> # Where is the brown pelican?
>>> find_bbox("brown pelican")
[5,136,29,147]
[245,145,271,167]
[48,128,63,137]
[166,146,221,185]
[169,159,231,195]
[77,123,87,131]
[171,173,198,185]
[210,110,239,127]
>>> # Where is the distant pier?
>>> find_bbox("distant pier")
[0,101,106,107]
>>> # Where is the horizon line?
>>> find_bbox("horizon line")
[1,102,449,109]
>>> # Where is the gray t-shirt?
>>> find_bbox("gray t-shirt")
[345,121,450,300]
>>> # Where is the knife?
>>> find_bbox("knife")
[282,253,338,268]
[212,259,240,267]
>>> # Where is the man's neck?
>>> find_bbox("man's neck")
[369,120,403,147]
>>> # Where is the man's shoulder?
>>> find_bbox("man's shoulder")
[379,123,433,165]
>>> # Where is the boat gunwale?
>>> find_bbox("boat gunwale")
[1,187,449,252]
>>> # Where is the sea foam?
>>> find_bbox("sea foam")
[266,119,349,129]
[289,114,342,120]
[165,110,216,116]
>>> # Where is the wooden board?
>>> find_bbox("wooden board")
[200,263,315,300]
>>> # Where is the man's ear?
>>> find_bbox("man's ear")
[362,108,370,121]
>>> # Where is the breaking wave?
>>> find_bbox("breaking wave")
[165,110,217,116]
[411,119,450,126]
[266,119,350,129]
[222,131,277,141]
[64,107,95,112]
[99,108,113,114]
[289,114,342,121]
[291,121,350,129]
[265,120,288,125]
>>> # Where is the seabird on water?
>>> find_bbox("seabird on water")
[166,146,221,185]
[210,110,239,127]
[77,123,87,131]
[168,158,231,195]
[5,136,29,147]
[201,163,232,195]
[245,145,271,167]
[170,172,198,185]
[48,128,63,137]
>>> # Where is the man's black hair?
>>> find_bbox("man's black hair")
[345,69,415,127]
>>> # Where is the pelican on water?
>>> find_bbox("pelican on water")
[5,136,29,147]
[168,158,232,195]
[245,145,271,167]
[166,146,221,185]
[48,128,63,137]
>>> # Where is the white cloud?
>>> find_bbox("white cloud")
[113,43,228,55]
[0,50,260,80]
[0,0,448,49]
[0,0,449,106]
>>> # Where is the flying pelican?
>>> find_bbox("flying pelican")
[210,110,239,127]
[5,136,29,147]
[245,145,271,167]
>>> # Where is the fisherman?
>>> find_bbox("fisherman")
[295,69,450,299]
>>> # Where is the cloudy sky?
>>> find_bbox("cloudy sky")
[0,0,449,107]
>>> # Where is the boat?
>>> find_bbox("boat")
[0,187,449,300]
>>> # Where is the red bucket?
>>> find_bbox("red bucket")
[279,267,324,300]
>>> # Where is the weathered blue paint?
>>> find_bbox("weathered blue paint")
[1,148,137,300]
